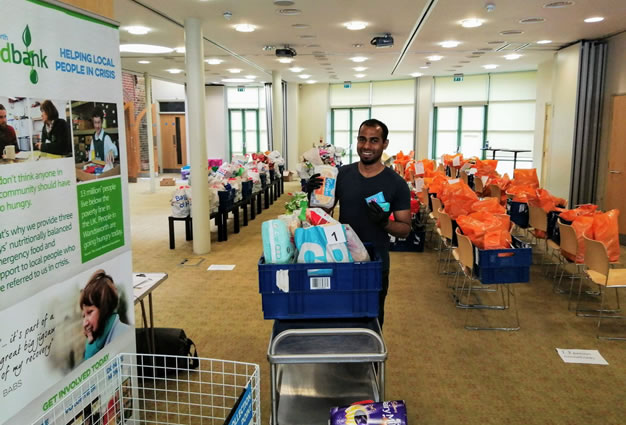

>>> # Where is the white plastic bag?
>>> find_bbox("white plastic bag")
[171,185,191,217]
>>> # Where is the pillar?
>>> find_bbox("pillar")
[272,71,283,154]
[144,73,156,192]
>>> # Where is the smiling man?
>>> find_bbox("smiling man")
[307,118,411,327]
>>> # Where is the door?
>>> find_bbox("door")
[605,95,626,241]
[160,114,186,171]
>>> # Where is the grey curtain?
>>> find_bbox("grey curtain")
[569,40,607,205]
[264,82,273,150]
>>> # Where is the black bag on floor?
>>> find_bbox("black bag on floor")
[135,328,199,377]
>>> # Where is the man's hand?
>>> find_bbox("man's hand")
[366,201,391,229]
[106,150,115,164]
[305,173,323,195]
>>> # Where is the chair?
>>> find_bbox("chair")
[582,235,626,340]
[528,205,561,275]
[488,184,501,201]
[555,221,586,309]
[460,171,469,186]
[474,177,484,196]
[437,208,455,275]
[455,229,521,331]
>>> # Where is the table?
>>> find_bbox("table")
[267,318,386,425]
[133,272,168,353]
[482,148,531,170]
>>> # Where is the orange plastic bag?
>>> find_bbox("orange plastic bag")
[471,197,506,214]
[592,209,621,263]
[507,185,538,203]
[457,211,512,250]
[443,153,464,168]
[415,159,435,177]
[562,216,594,263]
[440,181,479,219]
[529,189,567,213]
[475,159,499,178]
[512,168,539,188]
[428,174,449,196]
[559,204,598,222]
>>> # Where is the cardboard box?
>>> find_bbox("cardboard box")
[160,177,176,186]
[283,170,295,182]
[75,162,121,181]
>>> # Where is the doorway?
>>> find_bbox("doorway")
[160,114,186,171]
[605,95,626,243]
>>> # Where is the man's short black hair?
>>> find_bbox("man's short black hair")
[358,118,388,141]
[92,107,104,121]
[0,104,5,111]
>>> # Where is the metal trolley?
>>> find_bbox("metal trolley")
[267,318,387,425]
[33,353,261,425]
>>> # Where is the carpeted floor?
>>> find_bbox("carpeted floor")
[129,175,625,425]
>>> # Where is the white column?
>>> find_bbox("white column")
[185,17,211,254]
[144,73,156,192]
[272,70,283,154]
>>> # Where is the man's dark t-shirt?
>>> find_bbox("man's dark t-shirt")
[336,163,411,271]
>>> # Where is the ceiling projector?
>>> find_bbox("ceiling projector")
[276,46,297,58]
[371,34,394,48]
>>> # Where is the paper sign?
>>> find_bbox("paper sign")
[208,264,236,271]
[448,178,460,184]
[324,224,347,244]
[469,168,478,175]
[452,156,461,167]
[556,348,608,365]
[415,161,425,175]
[414,178,425,192]
[481,176,489,185]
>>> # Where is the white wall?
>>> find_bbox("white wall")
[416,76,434,159]
[546,42,581,200]
[534,56,556,185]
[597,32,626,207]
[151,78,185,101]
[298,83,329,157]
[286,83,299,170]
[204,85,227,160]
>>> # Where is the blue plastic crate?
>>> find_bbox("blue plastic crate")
[389,230,425,252]
[258,247,382,319]
[507,199,529,228]
[241,180,253,199]
[260,173,268,188]
[218,188,236,211]
[270,169,276,181]
[473,237,532,284]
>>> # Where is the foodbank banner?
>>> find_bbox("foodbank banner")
[0,1,134,424]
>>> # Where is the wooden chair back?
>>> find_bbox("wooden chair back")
[431,197,443,220]
[474,177,484,194]
[438,208,453,241]
[488,184,501,200]
[422,187,430,212]
[583,235,609,278]
[558,220,579,259]
[460,171,469,186]
[528,205,548,233]
[456,228,474,273]
[436,163,445,174]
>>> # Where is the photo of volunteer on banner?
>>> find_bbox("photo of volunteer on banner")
[32,98,73,158]
[0,96,32,163]
[71,101,121,182]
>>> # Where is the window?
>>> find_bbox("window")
[331,108,370,163]
[226,87,268,158]
[433,105,487,160]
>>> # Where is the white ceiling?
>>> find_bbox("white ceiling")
[115,0,626,85]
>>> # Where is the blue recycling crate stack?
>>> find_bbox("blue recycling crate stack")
[473,236,532,284]
[506,199,530,228]
[258,246,382,319]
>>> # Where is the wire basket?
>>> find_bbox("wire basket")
[32,353,260,425]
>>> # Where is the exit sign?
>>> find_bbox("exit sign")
[237,86,245,92]
[453,74,464,82]
[344,81,352,89]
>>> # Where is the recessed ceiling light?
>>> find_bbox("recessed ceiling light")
[483,64,499,69]
[245,75,257,79]
[467,55,479,58]
[344,21,367,30]
[410,72,423,77]
[350,56,368,62]
[278,58,294,63]
[166,68,183,74]
[479,48,492,51]
[228,68,242,73]
[126,26,150,35]
[234,24,256,32]
[427,55,443,61]
[500,30,524,35]
[120,44,173,54]
[519,17,546,24]
[504,53,522,60]
[174,46,185,53]
[274,0,295,6]
[353,66,367,71]
[222,78,254,83]
[472,51,486,55]
[138,60,151,64]
[355,74,366,78]
[292,23,310,29]
[440,40,460,48]
[277,9,302,16]
[290,67,304,72]
[544,1,574,8]
[460,18,484,28]
[299,74,311,79]
[206,58,224,65]
[320,63,331,66]
[306,80,317,84]
[536,39,552,44]
[584,17,604,23]
[420,66,429,69]
[452,65,463,68]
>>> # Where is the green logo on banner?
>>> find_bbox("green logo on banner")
[0,25,49,84]
[77,178,125,263]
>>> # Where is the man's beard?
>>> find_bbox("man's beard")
[359,153,381,165]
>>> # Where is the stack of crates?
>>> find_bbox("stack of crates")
[473,236,532,284]
[258,246,382,319]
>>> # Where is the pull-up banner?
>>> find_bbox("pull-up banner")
[0,1,134,424]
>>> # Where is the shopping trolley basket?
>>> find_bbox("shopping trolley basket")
[32,353,261,425]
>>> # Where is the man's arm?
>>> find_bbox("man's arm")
[385,209,411,238]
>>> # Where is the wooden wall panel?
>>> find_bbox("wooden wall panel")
[59,0,114,20]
